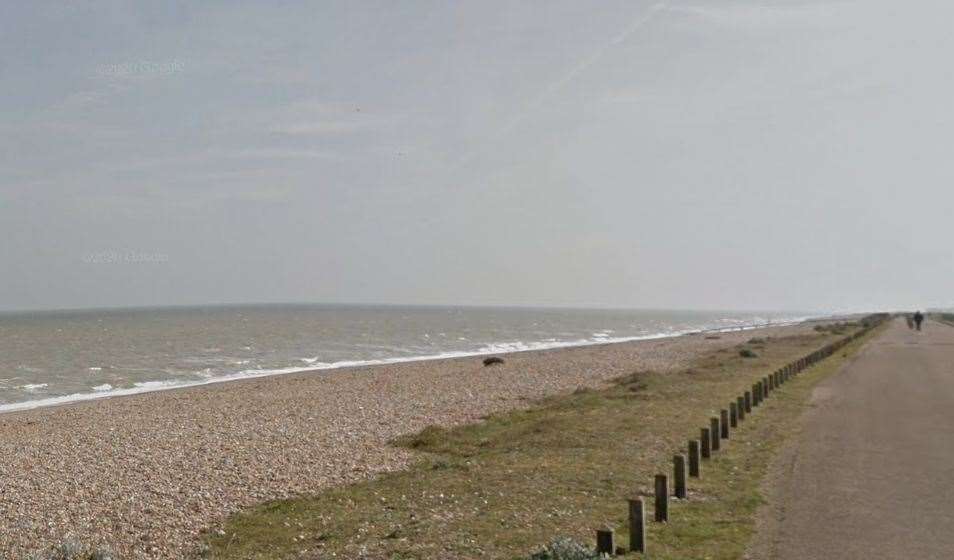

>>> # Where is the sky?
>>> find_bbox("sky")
[2,0,953,313]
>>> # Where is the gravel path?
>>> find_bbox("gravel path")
[0,323,816,558]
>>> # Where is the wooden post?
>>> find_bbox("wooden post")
[628,498,646,553]
[674,455,687,499]
[596,528,615,555]
[753,383,761,406]
[688,440,701,477]
[710,417,721,450]
[737,395,746,420]
[701,428,711,459]
[729,401,738,427]
[720,409,730,439]
[654,474,669,522]
[763,377,770,398]
[744,390,752,413]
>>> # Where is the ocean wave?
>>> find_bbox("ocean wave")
[0,316,815,414]
[20,383,48,391]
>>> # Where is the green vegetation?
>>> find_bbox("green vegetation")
[812,320,860,335]
[29,540,114,560]
[933,313,954,326]
[205,325,880,560]
[526,538,603,560]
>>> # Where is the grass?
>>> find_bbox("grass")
[204,323,882,559]
[932,313,954,326]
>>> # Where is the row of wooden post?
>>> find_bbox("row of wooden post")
[594,317,886,556]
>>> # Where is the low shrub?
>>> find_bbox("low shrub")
[739,348,758,358]
[30,540,114,560]
[527,538,605,560]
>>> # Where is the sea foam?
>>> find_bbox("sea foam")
[0,316,817,414]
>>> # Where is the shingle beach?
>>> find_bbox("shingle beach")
[0,323,817,558]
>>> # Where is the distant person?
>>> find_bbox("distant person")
[906,315,915,329]
[914,311,924,331]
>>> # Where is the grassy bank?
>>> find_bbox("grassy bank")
[205,323,881,559]
[932,313,954,326]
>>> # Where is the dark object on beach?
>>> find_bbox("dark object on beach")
[483,356,505,366]
[739,348,758,358]
[704,335,721,340]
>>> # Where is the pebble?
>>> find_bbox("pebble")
[0,323,815,558]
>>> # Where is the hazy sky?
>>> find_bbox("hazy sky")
[3,1,953,313]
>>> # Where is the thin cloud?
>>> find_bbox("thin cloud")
[454,2,672,168]
[661,1,852,28]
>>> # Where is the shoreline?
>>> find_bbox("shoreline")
[0,320,826,558]
[0,318,819,416]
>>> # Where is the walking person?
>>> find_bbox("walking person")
[914,311,924,331]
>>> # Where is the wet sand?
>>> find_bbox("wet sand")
[0,322,818,558]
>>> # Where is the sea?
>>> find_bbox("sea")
[0,304,817,413]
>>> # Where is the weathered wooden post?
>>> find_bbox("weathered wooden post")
[720,409,730,439]
[737,395,746,420]
[710,417,721,451]
[753,383,761,406]
[744,390,752,413]
[596,528,615,555]
[688,440,701,477]
[701,428,711,459]
[673,455,687,499]
[628,498,646,553]
[655,474,669,522]
[729,401,738,427]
